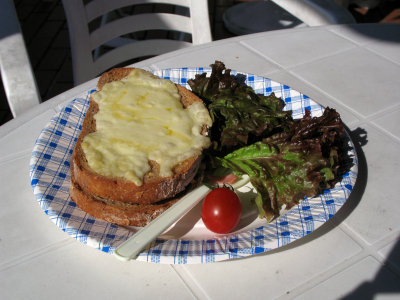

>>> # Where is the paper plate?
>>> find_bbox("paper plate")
[29,67,358,264]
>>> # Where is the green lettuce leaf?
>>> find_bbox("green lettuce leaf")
[219,108,346,221]
[188,61,293,154]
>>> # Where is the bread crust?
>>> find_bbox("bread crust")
[70,68,209,225]
[70,172,180,227]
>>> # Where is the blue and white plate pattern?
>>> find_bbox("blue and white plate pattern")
[29,67,358,264]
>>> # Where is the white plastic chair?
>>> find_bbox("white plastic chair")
[223,0,356,36]
[0,0,41,118]
[271,0,356,25]
[62,0,212,86]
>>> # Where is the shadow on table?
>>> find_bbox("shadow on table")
[345,23,400,44]
[340,238,400,299]
[339,131,400,299]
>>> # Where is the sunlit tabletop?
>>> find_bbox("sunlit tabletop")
[1,24,400,299]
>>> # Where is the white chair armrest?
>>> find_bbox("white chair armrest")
[0,0,40,118]
[270,0,355,26]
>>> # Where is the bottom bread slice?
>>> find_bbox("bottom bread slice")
[70,176,180,227]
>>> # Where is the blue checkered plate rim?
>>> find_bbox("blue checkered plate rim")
[29,67,358,264]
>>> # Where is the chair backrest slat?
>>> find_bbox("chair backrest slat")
[90,13,192,51]
[62,0,212,85]
[86,0,191,22]
[93,39,191,76]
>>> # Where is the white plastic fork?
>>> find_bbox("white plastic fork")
[113,175,250,261]
[114,185,210,261]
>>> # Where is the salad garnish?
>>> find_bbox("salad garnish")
[189,61,353,222]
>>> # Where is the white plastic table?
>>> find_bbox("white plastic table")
[1,24,400,299]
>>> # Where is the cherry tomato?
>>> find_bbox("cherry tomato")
[201,187,242,234]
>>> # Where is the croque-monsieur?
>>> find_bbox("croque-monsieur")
[70,68,212,226]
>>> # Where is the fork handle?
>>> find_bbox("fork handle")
[114,185,210,261]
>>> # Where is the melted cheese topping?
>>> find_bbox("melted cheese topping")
[81,69,212,186]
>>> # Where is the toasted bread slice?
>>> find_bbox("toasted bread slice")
[70,68,210,218]
[70,168,180,227]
